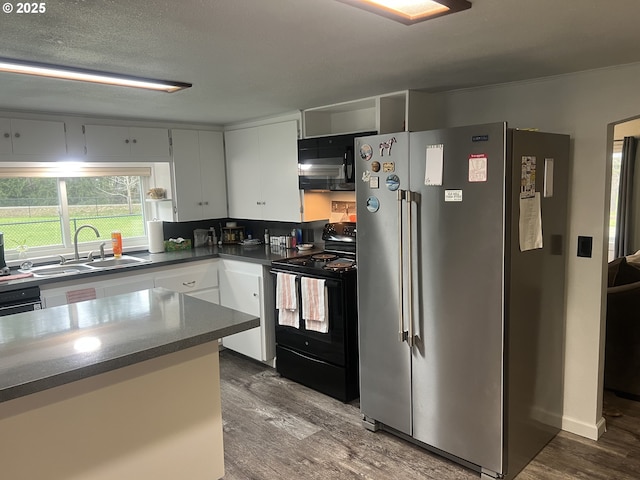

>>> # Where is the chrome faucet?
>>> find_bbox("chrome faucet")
[73,225,100,261]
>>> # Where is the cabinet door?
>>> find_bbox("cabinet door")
[84,125,131,156]
[129,127,170,156]
[224,127,262,219]
[219,269,265,360]
[0,118,11,154]
[198,131,227,219]
[219,269,261,316]
[173,129,227,221]
[259,121,300,222]
[186,287,220,305]
[172,129,203,221]
[10,119,67,156]
[103,277,155,297]
[41,285,105,308]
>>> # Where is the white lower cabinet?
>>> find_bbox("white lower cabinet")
[153,260,220,304]
[219,259,275,365]
[40,260,219,308]
[40,272,155,308]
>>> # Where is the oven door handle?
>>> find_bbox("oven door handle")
[270,270,342,289]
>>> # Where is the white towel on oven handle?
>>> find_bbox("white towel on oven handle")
[276,272,299,329]
[301,277,328,333]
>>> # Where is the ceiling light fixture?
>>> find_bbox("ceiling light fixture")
[0,58,192,93]
[338,0,471,25]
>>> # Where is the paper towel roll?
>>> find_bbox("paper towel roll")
[147,220,165,253]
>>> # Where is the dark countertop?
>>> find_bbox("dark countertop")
[0,287,259,403]
[0,244,321,293]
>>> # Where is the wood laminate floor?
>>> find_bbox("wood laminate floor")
[219,350,640,479]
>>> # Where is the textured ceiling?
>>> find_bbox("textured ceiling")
[1,0,640,126]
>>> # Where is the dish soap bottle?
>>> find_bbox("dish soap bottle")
[111,231,122,258]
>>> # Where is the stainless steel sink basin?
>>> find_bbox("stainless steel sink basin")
[23,255,151,277]
[28,264,96,277]
[90,256,150,268]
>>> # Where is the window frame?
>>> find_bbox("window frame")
[0,162,168,265]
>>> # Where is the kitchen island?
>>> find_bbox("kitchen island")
[0,287,259,480]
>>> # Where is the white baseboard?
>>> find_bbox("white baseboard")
[561,414,607,440]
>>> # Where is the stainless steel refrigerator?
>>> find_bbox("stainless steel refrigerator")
[355,123,569,480]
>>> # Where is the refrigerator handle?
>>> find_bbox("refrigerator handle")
[397,189,408,343]
[406,190,415,348]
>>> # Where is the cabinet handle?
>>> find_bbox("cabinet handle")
[182,280,196,287]
[125,138,130,144]
[132,139,137,144]
[198,202,203,206]
[3,133,9,138]
[203,201,209,205]
[253,293,258,297]
[14,132,20,138]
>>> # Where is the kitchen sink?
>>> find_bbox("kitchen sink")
[89,256,150,268]
[28,264,96,277]
[24,255,151,277]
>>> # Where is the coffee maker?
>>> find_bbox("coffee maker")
[0,232,10,276]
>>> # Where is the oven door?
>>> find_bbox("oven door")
[272,272,349,366]
[0,286,42,317]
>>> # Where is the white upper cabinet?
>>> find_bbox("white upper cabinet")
[83,125,170,157]
[0,118,67,156]
[225,120,300,222]
[172,129,227,221]
[225,126,261,219]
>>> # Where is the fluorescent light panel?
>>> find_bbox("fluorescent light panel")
[0,58,191,93]
[339,0,471,24]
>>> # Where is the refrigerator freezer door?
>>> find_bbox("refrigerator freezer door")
[408,123,507,473]
[356,132,413,435]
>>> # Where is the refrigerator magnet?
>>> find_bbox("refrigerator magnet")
[383,162,395,172]
[360,144,373,161]
[371,161,381,172]
[379,137,397,156]
[361,170,371,182]
[386,174,400,191]
[366,196,380,213]
[468,154,488,182]
[369,176,380,189]
[444,189,463,202]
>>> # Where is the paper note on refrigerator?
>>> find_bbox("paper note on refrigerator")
[519,192,543,251]
[520,156,536,198]
[425,144,444,186]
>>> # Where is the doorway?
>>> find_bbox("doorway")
[603,115,640,405]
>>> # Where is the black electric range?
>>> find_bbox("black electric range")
[271,222,359,402]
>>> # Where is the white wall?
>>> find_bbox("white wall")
[434,62,640,439]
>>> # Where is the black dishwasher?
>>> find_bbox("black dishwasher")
[0,286,42,316]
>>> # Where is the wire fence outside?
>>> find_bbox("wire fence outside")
[0,204,145,250]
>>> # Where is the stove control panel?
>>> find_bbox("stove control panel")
[323,222,356,242]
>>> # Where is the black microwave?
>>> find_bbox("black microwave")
[298,131,376,191]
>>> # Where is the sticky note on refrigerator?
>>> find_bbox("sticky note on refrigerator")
[425,144,444,186]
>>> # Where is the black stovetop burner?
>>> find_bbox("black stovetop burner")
[271,222,357,278]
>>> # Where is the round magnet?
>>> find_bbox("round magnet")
[386,174,400,191]
[371,161,381,172]
[366,196,380,213]
[359,144,373,161]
